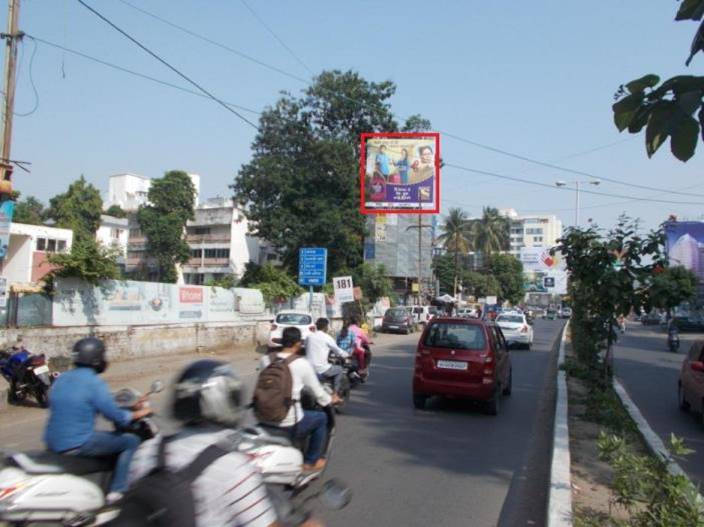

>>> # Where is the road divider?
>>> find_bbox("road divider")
[548,321,572,527]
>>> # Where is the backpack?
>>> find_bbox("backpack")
[106,437,229,527]
[252,352,299,423]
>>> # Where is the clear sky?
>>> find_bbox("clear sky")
[4,1,703,232]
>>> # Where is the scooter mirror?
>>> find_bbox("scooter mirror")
[319,479,352,510]
[150,380,165,394]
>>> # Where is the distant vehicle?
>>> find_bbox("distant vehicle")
[412,318,512,415]
[546,308,558,320]
[673,313,704,332]
[678,340,704,423]
[560,307,572,319]
[640,311,662,326]
[456,307,475,318]
[529,308,546,319]
[412,305,439,325]
[382,307,417,334]
[484,305,501,321]
[268,310,315,349]
[496,313,534,350]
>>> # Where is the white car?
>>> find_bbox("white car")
[412,305,439,325]
[268,310,315,349]
[496,313,534,350]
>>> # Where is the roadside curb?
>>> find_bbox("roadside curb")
[613,378,701,494]
[548,321,572,527]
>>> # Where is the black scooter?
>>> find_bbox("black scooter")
[667,326,680,353]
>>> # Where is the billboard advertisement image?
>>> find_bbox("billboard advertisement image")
[360,132,440,214]
[520,246,568,295]
[664,221,704,280]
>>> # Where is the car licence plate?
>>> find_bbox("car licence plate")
[33,365,49,375]
[437,360,467,370]
[387,325,399,329]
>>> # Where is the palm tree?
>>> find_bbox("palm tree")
[472,207,510,260]
[436,208,473,296]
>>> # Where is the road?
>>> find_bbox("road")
[0,320,565,526]
[613,322,704,488]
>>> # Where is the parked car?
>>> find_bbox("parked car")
[678,340,704,423]
[456,307,475,318]
[560,307,573,319]
[640,311,662,326]
[382,307,417,334]
[673,313,704,332]
[495,313,534,350]
[412,318,512,415]
[268,310,315,349]
[412,305,439,325]
[546,308,558,320]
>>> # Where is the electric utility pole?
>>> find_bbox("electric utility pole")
[0,0,21,193]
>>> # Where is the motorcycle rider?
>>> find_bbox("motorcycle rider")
[260,326,336,472]
[43,337,152,503]
[347,315,372,377]
[127,359,299,527]
[305,318,349,397]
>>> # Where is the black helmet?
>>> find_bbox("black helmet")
[170,360,244,427]
[72,337,107,373]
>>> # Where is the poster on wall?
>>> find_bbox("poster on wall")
[360,132,440,214]
[0,200,14,260]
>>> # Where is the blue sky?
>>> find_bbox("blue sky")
[5,1,703,231]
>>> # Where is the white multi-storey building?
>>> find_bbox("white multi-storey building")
[107,172,201,212]
[500,208,563,257]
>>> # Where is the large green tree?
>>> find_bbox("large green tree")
[105,204,127,218]
[137,170,195,283]
[232,70,429,277]
[471,207,510,258]
[436,208,473,295]
[13,196,45,225]
[487,253,524,305]
[47,176,102,244]
[612,1,704,161]
[239,262,303,304]
[647,265,697,316]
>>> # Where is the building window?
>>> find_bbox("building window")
[129,228,141,237]
[533,236,543,243]
[57,240,67,253]
[111,228,122,240]
[204,248,229,259]
[191,249,202,258]
[36,238,46,251]
[266,253,278,261]
[191,227,211,235]
[525,228,544,235]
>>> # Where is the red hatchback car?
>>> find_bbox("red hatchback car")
[412,318,512,415]
[678,340,704,422]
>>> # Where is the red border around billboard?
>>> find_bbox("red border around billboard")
[359,132,440,215]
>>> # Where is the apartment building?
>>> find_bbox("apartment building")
[106,172,201,212]
[0,223,73,283]
[500,209,563,257]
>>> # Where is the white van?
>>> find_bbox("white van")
[412,305,439,325]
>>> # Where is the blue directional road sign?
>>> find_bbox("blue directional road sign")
[298,248,327,286]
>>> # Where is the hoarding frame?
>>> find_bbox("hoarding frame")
[359,132,440,215]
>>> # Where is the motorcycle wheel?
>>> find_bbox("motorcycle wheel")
[34,383,49,408]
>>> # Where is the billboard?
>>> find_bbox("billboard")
[360,132,440,214]
[520,246,567,295]
[664,221,704,280]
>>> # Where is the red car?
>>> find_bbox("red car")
[412,317,512,415]
[678,340,704,422]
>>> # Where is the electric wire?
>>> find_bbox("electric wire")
[112,0,702,200]
[444,163,704,205]
[239,0,313,76]
[14,36,40,117]
[26,35,261,115]
[114,0,309,84]
[76,0,258,129]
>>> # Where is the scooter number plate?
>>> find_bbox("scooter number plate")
[33,365,49,375]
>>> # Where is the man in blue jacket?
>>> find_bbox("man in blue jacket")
[44,337,151,503]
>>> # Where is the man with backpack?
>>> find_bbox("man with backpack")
[118,359,279,527]
[255,326,337,472]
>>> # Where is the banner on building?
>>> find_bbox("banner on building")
[520,246,568,295]
[664,221,704,280]
[0,200,15,260]
[360,132,440,214]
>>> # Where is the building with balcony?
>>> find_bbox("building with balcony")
[96,214,128,271]
[106,172,201,212]
[125,197,261,284]
[500,209,563,257]
[0,223,73,284]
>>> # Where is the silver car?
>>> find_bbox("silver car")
[496,313,534,350]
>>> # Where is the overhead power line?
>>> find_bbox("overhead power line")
[76,0,258,129]
[26,35,260,115]
[444,163,704,205]
[239,0,313,76]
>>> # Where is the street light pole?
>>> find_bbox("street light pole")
[556,179,600,227]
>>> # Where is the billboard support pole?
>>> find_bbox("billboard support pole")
[418,214,422,305]
[308,285,313,312]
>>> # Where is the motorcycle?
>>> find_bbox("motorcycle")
[0,346,58,408]
[668,326,680,353]
[0,380,163,526]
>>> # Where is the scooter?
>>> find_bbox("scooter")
[668,326,680,353]
[0,347,58,408]
[0,380,163,526]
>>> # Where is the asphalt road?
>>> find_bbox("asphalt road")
[320,319,564,527]
[613,323,704,488]
[0,320,564,526]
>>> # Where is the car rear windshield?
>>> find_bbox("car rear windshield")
[386,308,407,320]
[497,315,523,324]
[423,323,486,350]
[276,313,312,325]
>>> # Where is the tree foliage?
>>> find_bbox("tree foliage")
[239,263,303,304]
[348,262,393,304]
[647,265,697,312]
[13,196,45,225]
[105,204,127,218]
[233,70,430,277]
[47,238,120,285]
[47,176,103,244]
[487,254,524,305]
[612,2,704,162]
[472,207,510,257]
[436,208,474,293]
[137,170,195,283]
[206,274,238,289]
